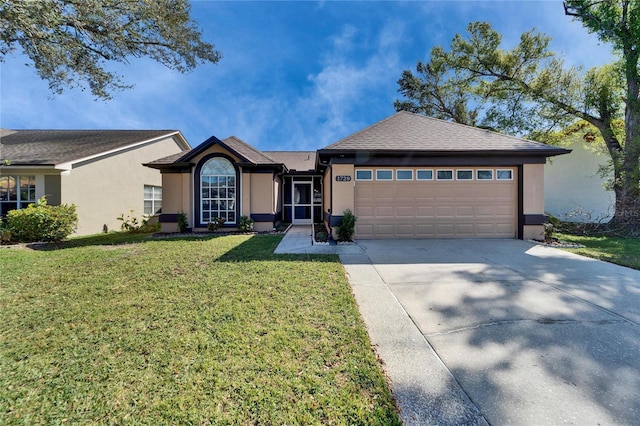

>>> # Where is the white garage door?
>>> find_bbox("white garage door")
[354,168,517,239]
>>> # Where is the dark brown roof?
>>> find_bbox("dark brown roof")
[264,151,316,172]
[321,111,569,155]
[0,129,183,165]
[221,136,278,165]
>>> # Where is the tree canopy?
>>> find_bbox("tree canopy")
[396,1,640,234]
[0,0,221,99]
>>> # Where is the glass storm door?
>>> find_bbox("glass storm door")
[292,182,313,224]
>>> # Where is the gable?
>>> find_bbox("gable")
[0,130,188,167]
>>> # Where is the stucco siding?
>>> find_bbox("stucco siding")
[522,164,545,240]
[61,136,184,235]
[544,140,613,222]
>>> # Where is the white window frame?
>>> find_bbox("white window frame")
[396,169,413,181]
[376,169,394,181]
[476,169,494,180]
[355,169,373,181]
[416,169,434,181]
[436,170,454,181]
[200,157,237,225]
[496,169,514,180]
[456,169,474,180]
[0,175,36,216]
[144,185,162,215]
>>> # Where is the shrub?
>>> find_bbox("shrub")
[117,211,160,234]
[543,222,554,243]
[238,215,254,232]
[6,197,78,242]
[337,209,356,241]
[177,211,188,233]
[207,217,226,231]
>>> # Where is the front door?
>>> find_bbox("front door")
[293,182,313,224]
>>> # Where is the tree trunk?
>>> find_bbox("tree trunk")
[610,45,640,235]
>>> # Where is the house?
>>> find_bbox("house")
[545,138,614,222]
[146,111,569,240]
[0,129,190,235]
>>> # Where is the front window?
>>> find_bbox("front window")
[144,185,162,215]
[0,175,36,216]
[201,157,236,224]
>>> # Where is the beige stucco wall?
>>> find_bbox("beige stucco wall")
[522,163,545,240]
[330,164,355,216]
[249,173,275,214]
[160,172,192,233]
[61,136,185,235]
[545,140,613,222]
[327,164,355,239]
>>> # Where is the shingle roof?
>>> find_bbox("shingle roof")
[264,151,316,172]
[322,111,568,154]
[0,129,182,165]
[221,136,278,165]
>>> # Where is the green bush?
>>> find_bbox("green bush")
[6,197,78,242]
[117,211,160,234]
[207,217,226,231]
[238,215,254,232]
[177,211,188,233]
[337,209,356,241]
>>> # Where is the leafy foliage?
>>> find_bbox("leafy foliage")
[6,197,77,242]
[0,0,221,99]
[177,211,188,233]
[117,211,159,234]
[237,215,255,232]
[337,209,357,241]
[396,11,640,233]
[207,217,226,231]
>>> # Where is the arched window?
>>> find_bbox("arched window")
[200,157,236,224]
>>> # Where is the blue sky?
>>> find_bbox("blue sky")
[1,1,615,151]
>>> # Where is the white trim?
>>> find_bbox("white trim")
[416,169,434,180]
[355,169,373,181]
[375,169,394,181]
[55,131,188,171]
[476,169,494,180]
[456,169,474,180]
[496,169,514,180]
[436,169,454,181]
[396,169,413,181]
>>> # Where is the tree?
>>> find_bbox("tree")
[396,11,639,234]
[0,0,221,99]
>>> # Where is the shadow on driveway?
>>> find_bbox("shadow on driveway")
[342,239,640,425]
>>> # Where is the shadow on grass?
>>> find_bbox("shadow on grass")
[24,231,228,251]
[216,234,338,263]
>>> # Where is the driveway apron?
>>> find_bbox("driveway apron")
[340,239,640,425]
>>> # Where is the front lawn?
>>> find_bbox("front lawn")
[556,232,640,270]
[0,233,400,424]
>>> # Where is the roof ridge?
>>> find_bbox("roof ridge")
[322,112,402,150]
[399,110,552,147]
[223,136,279,164]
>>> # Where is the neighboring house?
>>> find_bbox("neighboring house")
[147,111,569,240]
[545,138,614,222]
[0,129,190,235]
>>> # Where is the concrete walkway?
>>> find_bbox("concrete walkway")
[275,230,640,425]
[273,225,363,255]
[275,227,485,424]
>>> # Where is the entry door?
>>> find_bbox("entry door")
[293,182,313,224]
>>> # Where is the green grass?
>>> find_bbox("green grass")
[556,232,640,270]
[0,233,400,425]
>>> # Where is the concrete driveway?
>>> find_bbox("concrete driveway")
[340,239,640,425]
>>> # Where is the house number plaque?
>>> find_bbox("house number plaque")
[335,175,352,182]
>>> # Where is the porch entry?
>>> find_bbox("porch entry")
[283,176,322,224]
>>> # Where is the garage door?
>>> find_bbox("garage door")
[354,168,517,239]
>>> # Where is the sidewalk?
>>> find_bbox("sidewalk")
[273,225,363,255]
